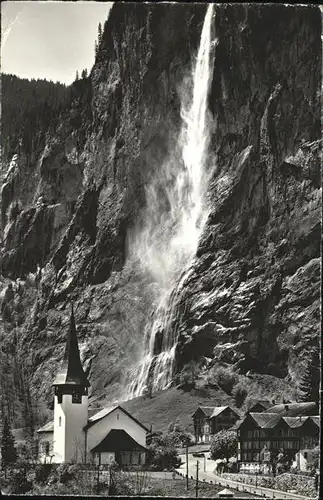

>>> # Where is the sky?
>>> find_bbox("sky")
[1,1,113,85]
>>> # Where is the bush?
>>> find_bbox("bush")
[232,382,248,407]
[9,467,32,494]
[35,463,53,484]
[213,367,238,395]
[147,433,181,470]
[56,463,75,483]
[210,430,238,461]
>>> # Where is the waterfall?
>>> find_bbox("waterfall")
[127,4,215,398]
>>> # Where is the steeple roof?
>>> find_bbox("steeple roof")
[53,304,90,387]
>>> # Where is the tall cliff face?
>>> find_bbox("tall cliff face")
[173,5,321,398]
[0,3,320,417]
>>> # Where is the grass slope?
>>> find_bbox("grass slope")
[119,386,237,434]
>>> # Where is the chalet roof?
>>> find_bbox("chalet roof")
[211,406,228,418]
[282,415,320,428]
[91,429,147,453]
[283,416,310,428]
[192,406,215,417]
[236,412,320,431]
[250,413,282,429]
[264,401,317,416]
[53,305,90,387]
[310,416,320,427]
[192,405,236,419]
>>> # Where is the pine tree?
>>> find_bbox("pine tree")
[1,416,17,470]
[94,40,98,58]
[98,22,103,45]
[81,68,88,79]
[75,70,79,81]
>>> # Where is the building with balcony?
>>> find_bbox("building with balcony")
[192,405,240,443]
[236,408,319,471]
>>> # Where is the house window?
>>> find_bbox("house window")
[72,391,82,403]
[204,424,210,434]
[304,452,308,459]
[59,416,62,427]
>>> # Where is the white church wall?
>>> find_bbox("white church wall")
[53,393,88,463]
[86,407,147,454]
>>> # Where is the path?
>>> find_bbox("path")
[176,453,316,500]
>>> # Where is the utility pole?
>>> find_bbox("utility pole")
[195,460,199,498]
[96,453,101,494]
[186,442,189,490]
[204,454,206,472]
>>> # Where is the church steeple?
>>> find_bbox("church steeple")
[53,304,89,463]
[53,304,90,387]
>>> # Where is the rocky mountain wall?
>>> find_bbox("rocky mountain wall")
[0,3,320,414]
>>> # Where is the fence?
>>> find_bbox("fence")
[175,469,318,500]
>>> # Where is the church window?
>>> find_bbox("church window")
[117,413,119,420]
[57,393,63,404]
[72,391,82,403]
[59,416,62,427]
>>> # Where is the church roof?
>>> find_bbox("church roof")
[53,305,90,387]
[91,429,147,453]
[88,405,119,424]
[85,405,150,432]
[36,405,150,434]
[37,421,54,433]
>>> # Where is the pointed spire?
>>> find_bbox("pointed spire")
[53,303,90,387]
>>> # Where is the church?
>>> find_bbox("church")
[36,307,149,466]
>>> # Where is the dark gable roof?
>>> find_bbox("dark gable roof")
[236,412,321,431]
[192,405,239,419]
[192,406,215,418]
[283,416,320,428]
[53,305,90,387]
[310,416,320,427]
[211,406,237,418]
[91,429,147,453]
[248,401,272,411]
[264,402,317,416]
[250,413,282,429]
